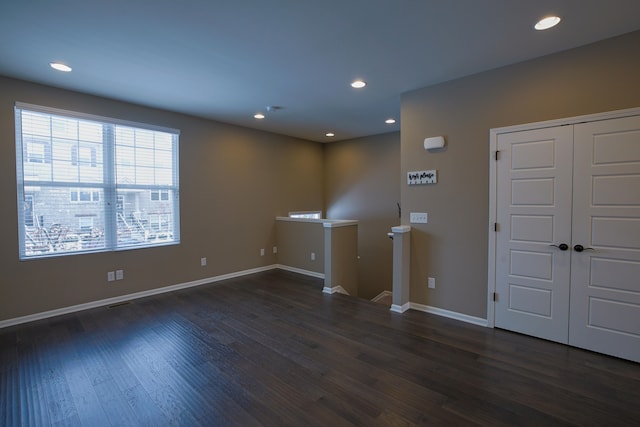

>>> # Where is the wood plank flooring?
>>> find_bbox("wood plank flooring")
[1,269,639,426]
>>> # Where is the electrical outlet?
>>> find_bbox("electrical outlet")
[273,246,278,254]
[260,248,265,256]
[428,277,436,289]
[410,212,428,224]
[107,271,115,282]
[311,252,316,261]
[116,270,124,280]
[201,257,207,267]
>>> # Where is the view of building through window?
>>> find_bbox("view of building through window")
[15,104,180,258]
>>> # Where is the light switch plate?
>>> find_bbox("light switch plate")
[410,212,428,223]
[407,170,437,185]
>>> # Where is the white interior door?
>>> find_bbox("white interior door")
[569,116,640,363]
[495,126,574,343]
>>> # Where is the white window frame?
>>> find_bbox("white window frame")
[15,102,181,259]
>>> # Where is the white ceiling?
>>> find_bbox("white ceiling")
[2,0,640,142]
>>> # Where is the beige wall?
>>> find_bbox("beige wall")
[401,30,640,318]
[0,77,324,321]
[324,224,359,296]
[324,132,400,300]
[275,219,324,274]
[5,30,639,324]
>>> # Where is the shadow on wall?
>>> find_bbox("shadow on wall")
[323,132,401,301]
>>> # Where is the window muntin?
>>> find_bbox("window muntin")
[15,104,180,259]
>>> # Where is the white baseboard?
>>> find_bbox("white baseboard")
[409,302,488,327]
[0,265,488,330]
[276,264,325,279]
[371,290,392,302]
[390,302,410,313]
[322,285,349,295]
[0,265,279,329]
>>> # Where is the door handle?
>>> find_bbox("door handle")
[573,244,594,252]
[550,243,569,251]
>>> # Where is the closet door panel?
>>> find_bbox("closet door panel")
[570,115,640,363]
[495,126,573,343]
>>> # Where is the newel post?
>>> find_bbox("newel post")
[390,225,411,313]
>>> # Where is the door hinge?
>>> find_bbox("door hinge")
[494,222,498,232]
[495,150,500,161]
[493,292,498,302]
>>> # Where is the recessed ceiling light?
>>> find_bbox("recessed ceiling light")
[326,132,335,137]
[350,80,366,89]
[534,16,561,31]
[50,62,72,72]
[385,118,396,124]
[254,113,265,119]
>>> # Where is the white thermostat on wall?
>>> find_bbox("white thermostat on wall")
[407,170,437,185]
[424,136,445,150]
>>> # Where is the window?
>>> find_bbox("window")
[15,103,180,259]
[289,211,322,219]
[150,190,169,201]
[23,194,34,227]
[25,140,50,163]
[71,144,97,167]
[70,190,100,202]
[78,216,94,233]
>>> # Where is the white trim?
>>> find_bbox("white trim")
[322,220,358,228]
[276,264,325,279]
[0,265,278,329]
[391,225,411,233]
[487,106,640,329]
[390,302,411,313]
[491,106,640,135]
[371,290,392,303]
[276,216,323,223]
[275,216,357,228]
[322,285,349,295]
[410,302,488,327]
[487,127,498,328]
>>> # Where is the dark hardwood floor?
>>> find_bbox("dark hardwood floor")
[1,269,639,426]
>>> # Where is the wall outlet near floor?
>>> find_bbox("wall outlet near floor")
[260,248,265,256]
[116,270,124,280]
[310,252,316,261]
[107,271,115,282]
[273,246,278,254]
[201,257,207,267]
[428,277,436,289]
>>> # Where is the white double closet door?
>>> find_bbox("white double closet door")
[494,114,640,363]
